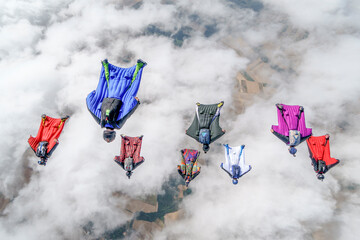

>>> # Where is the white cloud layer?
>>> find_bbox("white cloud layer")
[0,0,359,239]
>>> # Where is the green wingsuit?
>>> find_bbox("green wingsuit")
[186,102,225,153]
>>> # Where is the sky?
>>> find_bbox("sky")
[0,0,359,239]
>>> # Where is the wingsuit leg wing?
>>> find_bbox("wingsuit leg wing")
[133,158,145,169]
[114,156,125,169]
[186,109,200,141]
[220,163,233,178]
[177,165,186,179]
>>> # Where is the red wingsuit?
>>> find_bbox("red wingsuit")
[306,135,339,175]
[114,135,144,178]
[28,115,69,160]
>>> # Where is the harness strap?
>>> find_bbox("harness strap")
[210,102,223,125]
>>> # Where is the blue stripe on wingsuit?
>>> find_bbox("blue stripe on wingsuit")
[239,145,244,160]
[238,145,245,174]
[224,144,230,157]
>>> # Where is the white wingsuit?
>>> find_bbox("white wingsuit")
[220,144,251,184]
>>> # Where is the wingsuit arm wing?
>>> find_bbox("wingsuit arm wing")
[298,109,312,139]
[191,161,201,180]
[114,156,125,169]
[299,135,311,144]
[115,98,140,129]
[271,129,289,144]
[220,163,233,178]
[323,138,340,168]
[47,142,59,158]
[177,165,185,179]
[134,158,144,170]
[186,111,200,141]
[327,158,340,170]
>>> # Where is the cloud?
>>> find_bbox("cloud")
[0,0,359,239]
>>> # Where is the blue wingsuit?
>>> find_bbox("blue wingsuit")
[86,59,146,129]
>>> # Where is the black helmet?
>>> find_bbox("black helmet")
[103,129,116,143]
[203,144,210,153]
[317,174,325,181]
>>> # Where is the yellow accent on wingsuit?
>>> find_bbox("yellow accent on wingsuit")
[58,118,67,129]
[42,116,46,126]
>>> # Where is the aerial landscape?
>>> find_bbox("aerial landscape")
[0,0,359,239]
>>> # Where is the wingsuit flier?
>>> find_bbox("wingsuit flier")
[86,59,146,143]
[220,144,251,184]
[114,135,145,179]
[271,103,312,156]
[306,134,340,180]
[28,114,70,166]
[186,102,225,153]
[177,149,201,187]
